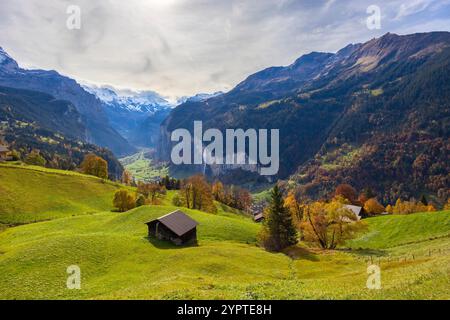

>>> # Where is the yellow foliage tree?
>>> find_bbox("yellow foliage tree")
[180,175,216,213]
[444,199,450,210]
[113,190,136,212]
[212,181,225,202]
[285,191,304,224]
[300,199,368,249]
[363,198,385,215]
[80,154,108,179]
[385,204,393,214]
[121,170,133,186]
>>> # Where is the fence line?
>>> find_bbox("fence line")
[356,247,450,265]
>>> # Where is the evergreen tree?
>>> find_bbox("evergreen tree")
[259,185,297,251]
[420,194,428,206]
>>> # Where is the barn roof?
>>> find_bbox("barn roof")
[146,210,198,237]
[254,213,264,221]
[343,205,363,220]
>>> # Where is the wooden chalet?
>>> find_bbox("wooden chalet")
[145,210,199,245]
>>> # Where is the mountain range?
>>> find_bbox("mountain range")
[84,85,173,148]
[0,47,135,156]
[0,32,449,202]
[159,32,450,202]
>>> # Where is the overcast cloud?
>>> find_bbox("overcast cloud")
[0,0,449,100]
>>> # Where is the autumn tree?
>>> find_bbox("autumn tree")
[25,150,46,167]
[80,154,108,179]
[258,185,297,252]
[113,190,136,212]
[363,198,385,215]
[385,204,393,214]
[137,182,166,205]
[236,188,253,212]
[444,199,450,210]
[392,199,430,214]
[335,184,357,204]
[300,199,367,249]
[285,191,304,224]
[121,170,133,186]
[212,181,225,202]
[180,175,216,213]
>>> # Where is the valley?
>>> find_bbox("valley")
[120,151,169,182]
[0,29,449,301]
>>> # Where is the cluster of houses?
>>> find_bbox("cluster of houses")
[249,203,373,224]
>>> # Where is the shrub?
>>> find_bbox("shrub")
[135,195,146,207]
[172,194,182,207]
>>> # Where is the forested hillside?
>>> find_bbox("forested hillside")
[159,32,450,201]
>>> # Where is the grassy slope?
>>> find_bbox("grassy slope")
[0,165,448,299]
[0,206,448,299]
[347,211,450,249]
[0,164,130,224]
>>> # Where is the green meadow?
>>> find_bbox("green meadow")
[0,165,448,299]
[120,152,169,182]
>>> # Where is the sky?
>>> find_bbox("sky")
[0,0,449,100]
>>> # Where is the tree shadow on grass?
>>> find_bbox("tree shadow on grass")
[144,236,199,249]
[339,248,388,257]
[282,246,320,261]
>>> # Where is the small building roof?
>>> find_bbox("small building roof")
[343,204,363,220]
[0,145,9,153]
[254,213,264,221]
[146,210,199,237]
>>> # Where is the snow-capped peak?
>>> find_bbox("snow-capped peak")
[0,47,19,70]
[177,91,224,105]
[83,84,174,113]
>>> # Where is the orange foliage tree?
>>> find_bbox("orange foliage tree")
[80,154,108,179]
[363,198,385,215]
[335,184,357,204]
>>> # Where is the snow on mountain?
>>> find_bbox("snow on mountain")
[84,84,173,114]
[177,91,224,105]
[0,47,19,70]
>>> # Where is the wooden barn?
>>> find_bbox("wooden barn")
[0,145,9,161]
[145,210,199,246]
[253,213,264,223]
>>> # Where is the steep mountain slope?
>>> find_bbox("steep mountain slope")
[0,86,85,140]
[159,32,450,200]
[85,85,172,148]
[0,86,124,179]
[0,48,134,156]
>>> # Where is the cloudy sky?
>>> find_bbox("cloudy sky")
[1,0,449,100]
